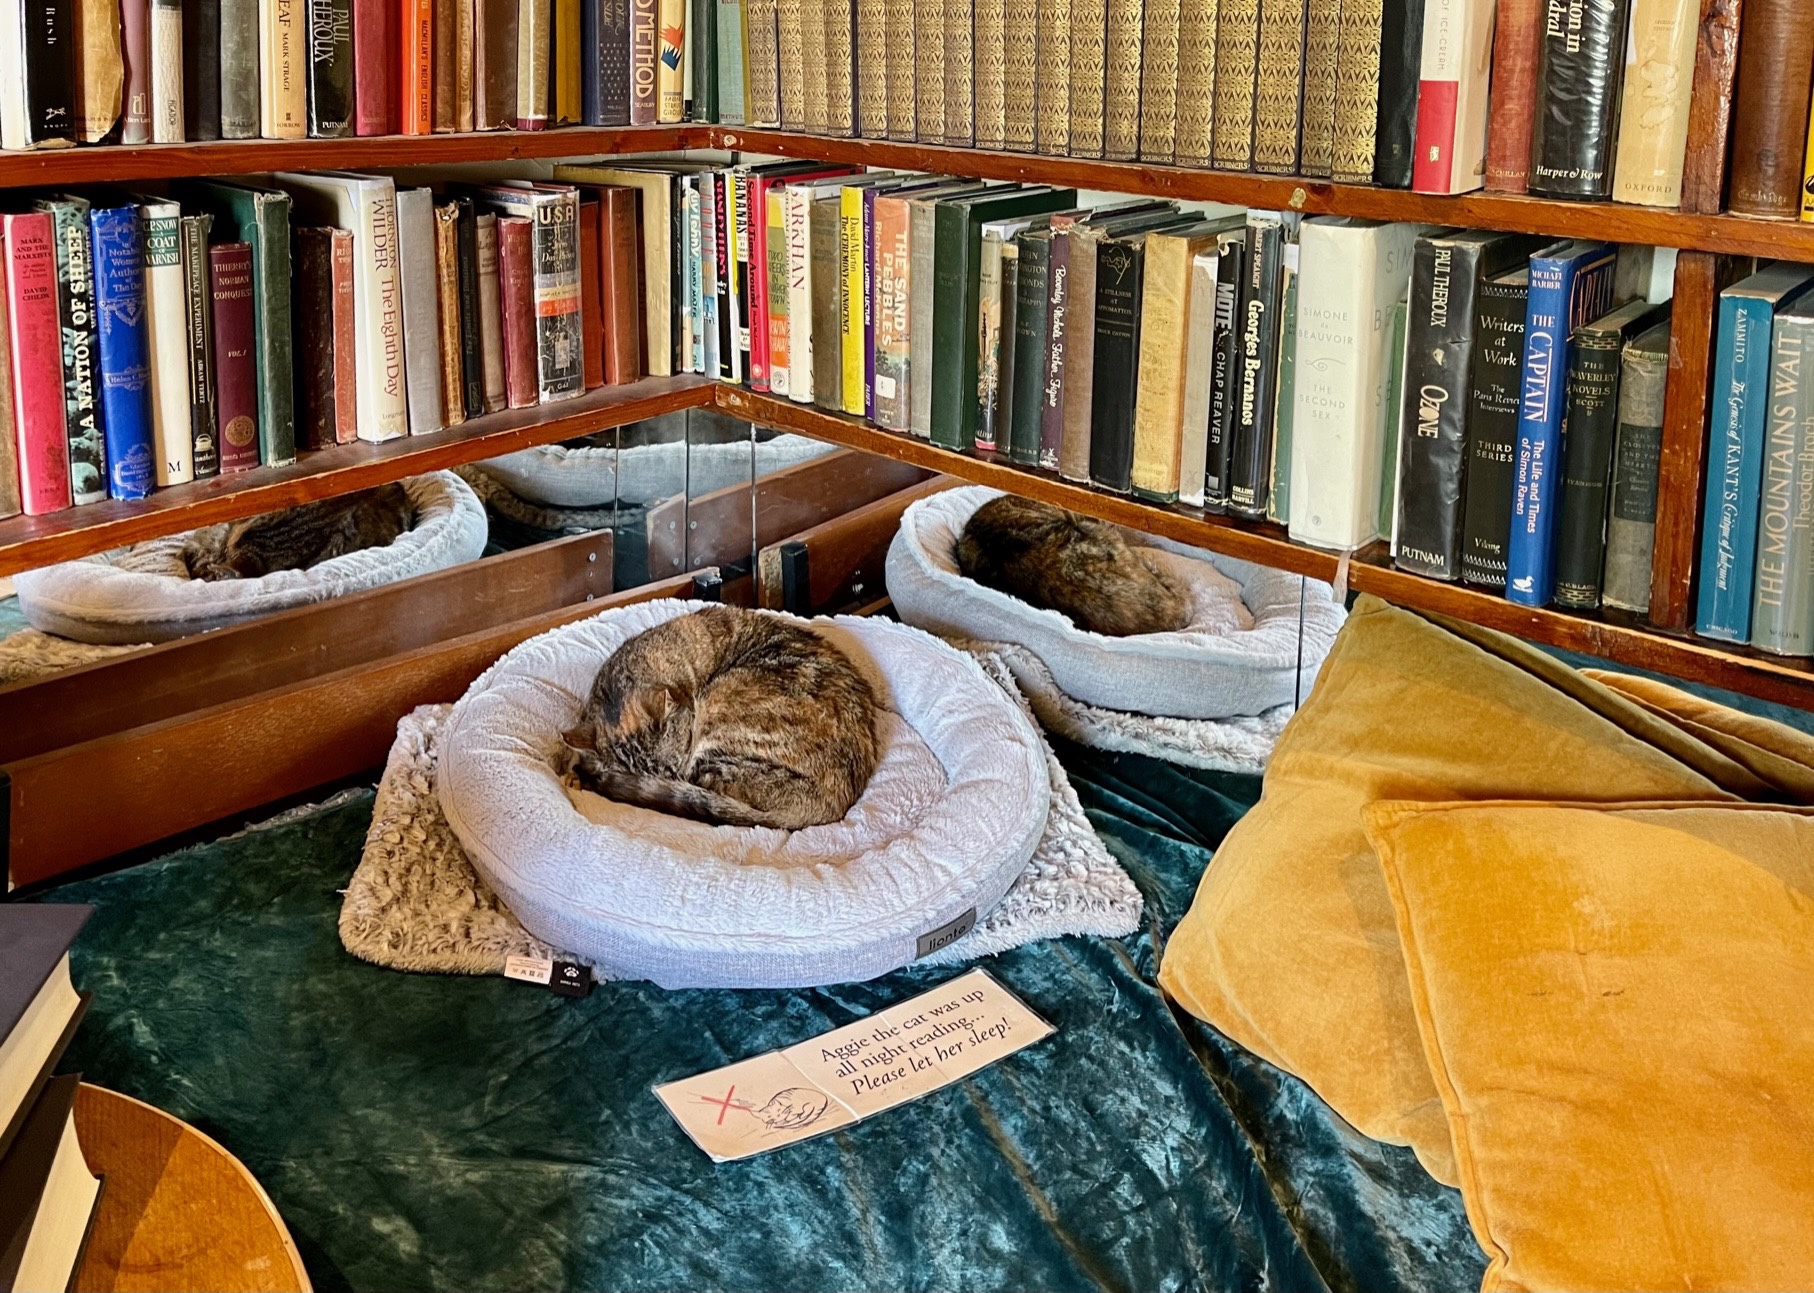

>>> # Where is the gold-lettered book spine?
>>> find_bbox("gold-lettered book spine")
[1069,0,1108,158]
[1252,0,1309,174]
[1210,0,1261,169]
[1137,0,1182,161]
[974,0,1008,148]
[1002,0,1037,150]
[776,0,807,127]
[1174,0,1220,166]
[747,0,782,125]
[856,0,888,135]
[1298,0,1342,176]
[1329,0,1381,180]
[916,0,946,144]
[1102,0,1142,160]
[801,0,830,133]
[885,0,916,138]
[826,0,855,133]
[943,0,974,145]
[1035,0,1072,155]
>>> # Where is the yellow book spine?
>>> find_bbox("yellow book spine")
[1130,233,1201,501]
[554,0,581,122]
[840,186,867,414]
[657,0,686,121]
[1802,100,1814,222]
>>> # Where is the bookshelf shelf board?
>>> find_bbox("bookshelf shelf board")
[715,129,1814,262]
[0,375,712,577]
[0,126,712,190]
[719,387,1814,713]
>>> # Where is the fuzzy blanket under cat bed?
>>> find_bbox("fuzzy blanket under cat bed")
[12,471,489,645]
[339,619,1142,989]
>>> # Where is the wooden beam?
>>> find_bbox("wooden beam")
[756,476,959,611]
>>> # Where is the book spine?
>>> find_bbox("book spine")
[400,0,432,131]
[1551,327,1627,608]
[1267,256,1298,524]
[839,187,865,413]
[258,0,308,133]
[747,178,773,388]
[1527,0,1630,199]
[1696,294,1772,642]
[976,235,1008,452]
[1007,232,1050,465]
[828,0,856,135]
[908,0,941,141]
[209,243,259,471]
[601,189,642,383]
[1610,0,1696,207]
[1329,0,1381,180]
[40,201,107,506]
[251,193,296,464]
[180,214,219,478]
[785,188,813,403]
[1504,254,1585,604]
[588,0,628,122]
[433,203,466,424]
[359,185,409,441]
[576,204,604,392]
[518,0,552,127]
[454,203,483,415]
[766,190,791,395]
[1210,0,1259,170]
[123,0,152,141]
[809,195,841,407]
[882,0,912,137]
[394,190,442,433]
[555,0,582,125]
[655,0,684,122]
[1601,323,1671,615]
[907,200,937,436]
[631,0,658,122]
[150,0,183,139]
[1412,0,1494,194]
[873,199,912,429]
[1205,233,1245,508]
[353,0,396,132]
[19,0,77,145]
[1751,319,1814,649]
[498,216,539,408]
[1458,277,1530,587]
[993,248,1019,446]
[1729,0,1814,219]
[306,0,354,135]
[1057,231,1101,482]
[1131,232,1197,501]
[329,229,357,444]
[1296,0,1338,175]
[860,186,876,407]
[686,183,703,373]
[1394,236,1486,580]
[1251,0,1307,175]
[1179,252,1218,507]
[1136,0,1180,162]
[856,0,887,135]
[1088,239,1142,493]
[718,0,748,125]
[183,0,222,139]
[1483,0,1541,192]
[0,274,14,518]
[4,215,73,515]
[294,227,335,447]
[1226,214,1282,518]
[218,0,259,135]
[431,0,456,125]
[479,214,509,408]
[926,202,967,443]
[1034,0,1069,154]
[88,208,155,499]
[745,0,778,124]
[774,0,803,127]
[456,0,474,127]
[141,204,191,484]
[1039,231,1071,469]
[1371,0,1425,187]
[1002,0,1036,149]
[974,0,1006,148]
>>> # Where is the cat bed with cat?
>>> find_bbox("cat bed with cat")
[13,471,489,645]
[435,601,1051,989]
[476,432,839,508]
[885,486,1345,720]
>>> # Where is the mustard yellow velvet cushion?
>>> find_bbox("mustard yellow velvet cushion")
[1582,669,1814,803]
[1364,799,1814,1293]
[1157,596,1767,1185]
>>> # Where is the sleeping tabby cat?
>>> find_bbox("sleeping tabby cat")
[956,495,1191,636]
[182,484,415,581]
[563,606,880,830]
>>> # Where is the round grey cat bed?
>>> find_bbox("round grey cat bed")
[436,601,1050,989]
[477,433,839,508]
[885,485,1345,720]
[13,471,489,645]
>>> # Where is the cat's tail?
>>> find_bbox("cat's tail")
[584,767,783,829]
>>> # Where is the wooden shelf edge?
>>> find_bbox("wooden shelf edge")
[712,127,1814,262]
[717,387,1814,713]
[0,375,713,575]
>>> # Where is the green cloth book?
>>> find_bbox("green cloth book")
[928,186,1077,451]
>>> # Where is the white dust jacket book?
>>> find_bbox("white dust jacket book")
[1178,250,1222,508]
[139,197,194,485]
[274,172,410,442]
[151,0,184,140]
[784,183,816,404]
[258,0,306,135]
[1409,0,1496,194]
[1288,217,1426,549]
[0,0,39,149]
[1611,0,1698,207]
[394,188,446,435]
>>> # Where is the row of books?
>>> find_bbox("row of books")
[0,906,103,1293]
[0,173,652,519]
[0,0,752,149]
[691,164,1682,616]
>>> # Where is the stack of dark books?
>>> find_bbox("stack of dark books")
[0,905,102,1293]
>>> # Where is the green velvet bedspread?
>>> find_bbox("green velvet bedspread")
[36,742,1484,1293]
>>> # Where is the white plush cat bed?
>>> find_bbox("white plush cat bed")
[477,433,839,508]
[885,486,1345,720]
[436,601,1051,990]
[12,471,488,645]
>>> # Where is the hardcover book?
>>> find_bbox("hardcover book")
[1727,0,1814,220]
[718,0,749,123]
[0,0,75,148]
[1296,0,1338,175]
[305,0,353,135]
[209,242,259,471]
[598,186,643,384]
[1527,0,1631,200]
[1458,267,1530,587]
[1088,234,1147,494]
[810,192,843,408]
[1600,318,1672,615]
[498,215,540,407]
[182,0,221,138]
[179,211,218,477]
[1503,238,1620,606]
[123,0,151,141]
[1410,0,1495,194]
[478,213,508,409]
[1132,223,1225,501]
[1610,0,1697,207]
[747,0,781,125]
[976,232,1016,453]
[75,0,126,141]
[1205,228,1247,508]
[1251,0,1309,174]
[1136,0,1181,162]
[33,196,106,506]
[87,202,155,499]
[1553,298,1671,609]
[0,905,93,1165]
[469,184,585,403]
[1371,0,1426,187]
[476,0,520,126]
[294,225,353,447]
[1750,308,1814,651]
[259,0,306,135]
[3,213,73,514]
[882,0,911,137]
[456,200,482,414]
[1210,0,1260,170]
[855,0,886,135]
[1007,228,1052,466]
[576,201,603,392]
[1695,265,1814,643]
[553,0,581,125]
[1178,251,1219,506]
[352,0,395,132]
[799,0,826,132]
[400,0,432,132]
[1100,0,1140,159]
[1034,0,1069,154]
[430,0,455,126]
[1225,210,1285,519]
[150,0,182,139]
[631,0,659,123]
[939,0,967,144]
[0,1073,101,1293]
[137,197,190,485]
[394,188,445,435]
[1483,0,1541,192]
[1066,0,1104,157]
[517,0,552,127]
[432,202,465,425]
[656,0,685,121]
[1329,0,1382,180]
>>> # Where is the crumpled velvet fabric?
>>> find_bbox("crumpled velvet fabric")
[36,740,1483,1293]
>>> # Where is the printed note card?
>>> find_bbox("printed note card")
[653,969,1055,1161]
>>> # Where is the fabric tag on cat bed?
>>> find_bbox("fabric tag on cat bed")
[338,649,1142,983]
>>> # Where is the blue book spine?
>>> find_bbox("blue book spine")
[1695,293,1774,642]
[88,205,156,501]
[1506,245,1617,607]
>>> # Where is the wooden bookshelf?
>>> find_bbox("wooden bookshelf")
[720,388,1814,713]
[0,375,711,577]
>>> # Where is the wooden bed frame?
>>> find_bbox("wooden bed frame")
[756,477,958,614]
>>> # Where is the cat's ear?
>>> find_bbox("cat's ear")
[561,725,597,752]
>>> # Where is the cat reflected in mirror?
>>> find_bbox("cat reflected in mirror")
[956,495,1191,636]
[562,605,880,830]
[182,483,415,581]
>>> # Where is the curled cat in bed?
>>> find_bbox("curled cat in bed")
[181,484,415,581]
[562,605,881,830]
[956,495,1191,636]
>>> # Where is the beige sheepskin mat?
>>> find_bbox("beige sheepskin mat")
[339,649,1143,980]
[0,628,146,684]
